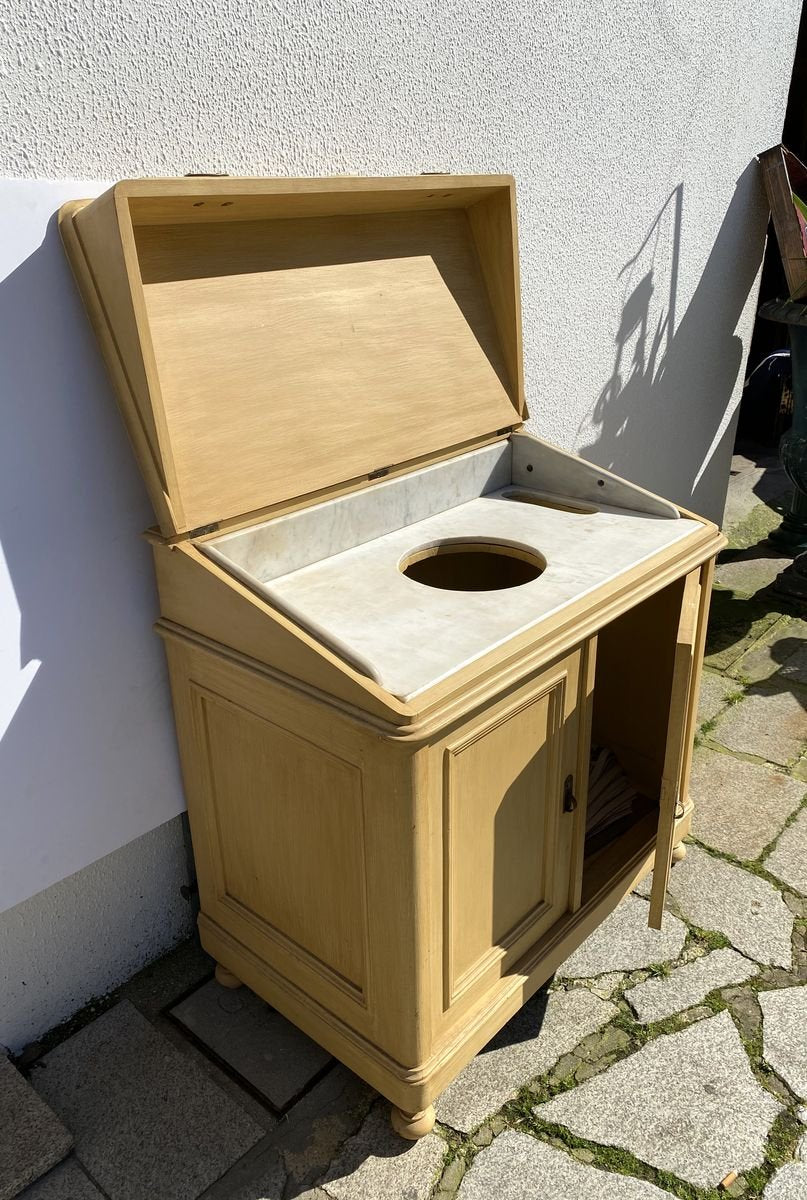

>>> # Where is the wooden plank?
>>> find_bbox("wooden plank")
[440,652,580,1015]
[60,176,524,536]
[152,540,409,723]
[137,207,518,531]
[59,198,179,533]
[121,174,512,224]
[648,570,701,928]
[467,187,526,417]
[677,557,716,817]
[759,145,807,300]
[569,636,597,912]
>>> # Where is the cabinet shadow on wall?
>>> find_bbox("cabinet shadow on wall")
[0,211,184,912]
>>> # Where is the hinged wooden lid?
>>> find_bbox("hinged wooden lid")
[60,175,526,537]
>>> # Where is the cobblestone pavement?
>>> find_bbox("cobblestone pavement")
[9,449,807,1200]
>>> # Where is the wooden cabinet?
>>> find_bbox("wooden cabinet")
[438,648,584,1017]
[59,173,725,1138]
[159,567,713,1128]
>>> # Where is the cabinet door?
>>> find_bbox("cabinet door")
[441,648,586,1011]
[648,569,703,928]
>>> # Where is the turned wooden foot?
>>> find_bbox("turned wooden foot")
[390,1104,436,1140]
[671,843,687,863]
[214,963,242,989]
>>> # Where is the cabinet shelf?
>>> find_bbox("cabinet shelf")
[575,574,696,911]
[581,807,658,907]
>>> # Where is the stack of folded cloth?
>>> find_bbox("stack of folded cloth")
[586,746,641,839]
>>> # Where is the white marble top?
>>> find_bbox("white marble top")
[256,492,702,699]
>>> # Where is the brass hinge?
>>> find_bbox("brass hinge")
[188,522,220,539]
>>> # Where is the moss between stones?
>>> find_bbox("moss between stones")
[704,591,784,670]
[516,1112,719,1200]
[687,834,796,892]
[432,1004,803,1200]
[758,792,807,867]
[431,915,804,1199]
[724,503,785,552]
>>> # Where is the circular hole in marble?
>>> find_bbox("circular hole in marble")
[400,540,545,592]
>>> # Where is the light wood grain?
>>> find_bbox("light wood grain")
[677,557,716,813]
[152,540,405,722]
[759,145,807,300]
[648,570,701,928]
[441,652,581,1015]
[60,176,524,536]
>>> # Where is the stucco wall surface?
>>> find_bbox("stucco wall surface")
[0,815,194,1053]
[1,0,800,522]
[0,178,187,915]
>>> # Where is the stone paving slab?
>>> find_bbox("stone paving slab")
[710,687,807,766]
[715,550,793,598]
[317,1105,444,1200]
[32,1000,264,1200]
[0,1053,73,1200]
[722,451,790,531]
[664,845,794,967]
[121,939,214,1023]
[690,749,805,860]
[535,1012,781,1189]
[557,895,687,978]
[199,1064,375,1200]
[625,948,758,1024]
[704,605,782,672]
[698,671,737,724]
[760,986,807,1099]
[171,978,332,1111]
[17,1159,105,1200]
[764,1163,807,1198]
[435,988,617,1132]
[765,806,807,896]
[457,1130,676,1199]
[730,618,807,684]
[719,551,795,596]
[197,1141,286,1200]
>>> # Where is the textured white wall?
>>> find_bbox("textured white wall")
[0,179,187,915]
[0,815,194,1053]
[1,0,800,521]
[0,0,800,1042]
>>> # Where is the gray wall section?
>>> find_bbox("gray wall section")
[0,816,195,1054]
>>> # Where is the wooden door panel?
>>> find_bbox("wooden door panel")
[191,683,370,1005]
[649,569,702,928]
[443,651,582,1008]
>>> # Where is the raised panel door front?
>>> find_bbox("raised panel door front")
[191,684,370,1008]
[442,650,582,1009]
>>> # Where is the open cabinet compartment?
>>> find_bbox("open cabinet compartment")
[579,573,699,909]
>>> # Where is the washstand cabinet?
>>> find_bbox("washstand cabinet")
[60,174,724,1138]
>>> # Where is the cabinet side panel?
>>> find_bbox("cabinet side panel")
[163,639,375,1025]
[153,541,405,721]
[197,688,368,993]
